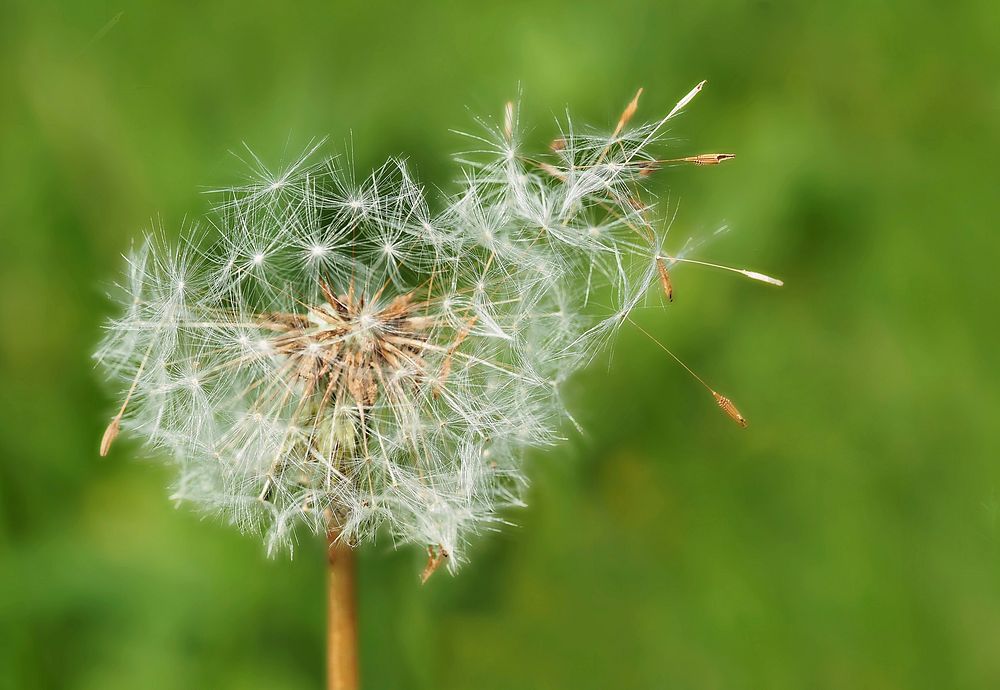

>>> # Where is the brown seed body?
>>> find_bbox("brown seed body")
[613,87,644,138]
[713,392,748,428]
[420,544,449,584]
[682,153,736,165]
[99,418,121,456]
[656,257,674,302]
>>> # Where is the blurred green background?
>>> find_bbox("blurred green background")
[2,1,999,688]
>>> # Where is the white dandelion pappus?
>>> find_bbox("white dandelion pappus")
[95,82,781,572]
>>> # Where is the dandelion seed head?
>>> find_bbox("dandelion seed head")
[96,83,778,570]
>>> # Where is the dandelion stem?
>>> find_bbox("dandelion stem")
[327,530,359,690]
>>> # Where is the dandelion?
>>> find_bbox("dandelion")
[95,81,781,690]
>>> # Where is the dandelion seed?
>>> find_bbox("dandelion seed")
[637,153,734,177]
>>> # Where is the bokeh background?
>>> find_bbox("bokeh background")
[2,1,999,688]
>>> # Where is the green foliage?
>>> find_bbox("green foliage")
[1,0,999,688]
